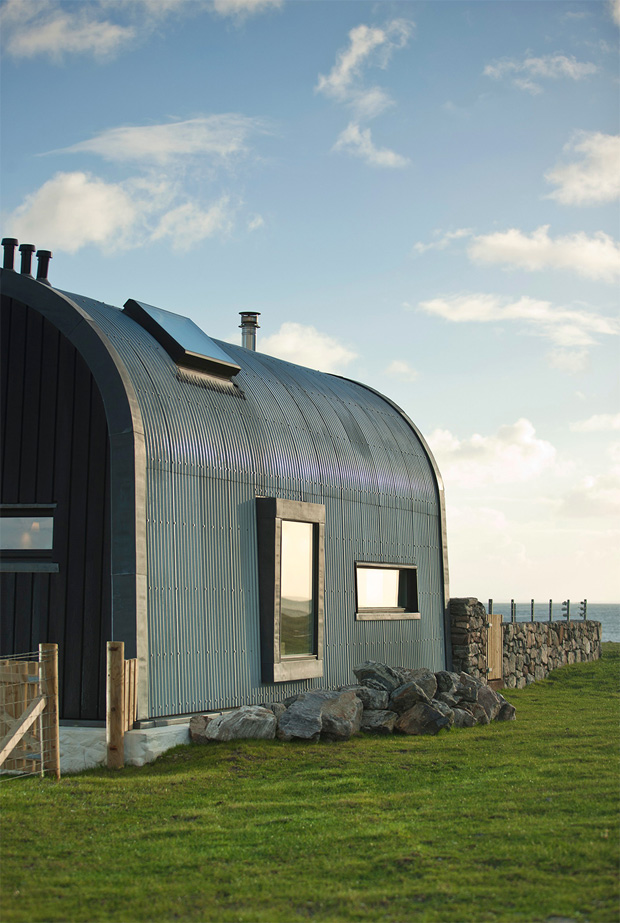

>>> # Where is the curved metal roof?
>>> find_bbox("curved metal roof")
[64,291,441,510]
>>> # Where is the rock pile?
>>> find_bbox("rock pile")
[189,661,516,745]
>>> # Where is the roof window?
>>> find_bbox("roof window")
[123,299,240,379]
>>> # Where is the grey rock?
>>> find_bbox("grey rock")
[389,681,430,714]
[395,702,453,736]
[430,699,454,725]
[337,684,389,710]
[496,702,516,721]
[477,685,503,721]
[360,709,398,735]
[320,691,363,741]
[395,667,438,700]
[454,673,480,703]
[189,714,216,742]
[199,706,277,742]
[277,690,362,742]
[452,708,476,728]
[263,702,287,720]
[435,670,460,695]
[353,661,403,694]
[436,691,458,708]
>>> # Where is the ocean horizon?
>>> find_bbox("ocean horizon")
[490,602,620,643]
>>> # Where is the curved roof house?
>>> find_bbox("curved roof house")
[0,248,450,723]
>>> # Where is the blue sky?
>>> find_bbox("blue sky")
[2,0,619,602]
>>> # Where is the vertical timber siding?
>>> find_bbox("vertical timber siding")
[0,297,111,720]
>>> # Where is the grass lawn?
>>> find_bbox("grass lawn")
[1,644,618,923]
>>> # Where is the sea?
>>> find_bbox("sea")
[491,602,620,643]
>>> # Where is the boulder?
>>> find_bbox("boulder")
[452,708,476,728]
[454,673,480,704]
[395,702,453,736]
[477,685,503,721]
[458,702,490,725]
[389,681,431,714]
[353,661,403,694]
[321,691,363,741]
[496,701,516,721]
[337,684,389,710]
[263,702,287,720]
[395,667,438,700]
[360,709,398,735]
[277,690,362,742]
[435,670,460,695]
[193,706,277,742]
[189,714,215,742]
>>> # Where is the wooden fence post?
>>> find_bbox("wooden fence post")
[106,642,125,769]
[40,643,60,780]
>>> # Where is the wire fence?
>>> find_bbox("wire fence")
[488,599,588,623]
[0,644,60,781]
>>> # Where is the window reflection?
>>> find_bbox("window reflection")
[0,517,54,551]
[357,567,400,609]
[280,520,315,656]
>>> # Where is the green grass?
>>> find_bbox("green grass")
[1,645,619,923]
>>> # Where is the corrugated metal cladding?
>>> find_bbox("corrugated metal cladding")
[67,293,447,718]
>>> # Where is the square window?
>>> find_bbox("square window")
[256,498,325,683]
[355,563,420,621]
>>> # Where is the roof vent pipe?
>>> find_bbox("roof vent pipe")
[19,243,35,277]
[239,312,261,351]
[1,238,19,270]
[36,250,53,285]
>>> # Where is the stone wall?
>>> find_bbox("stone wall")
[449,597,602,688]
[449,597,488,680]
[503,619,601,688]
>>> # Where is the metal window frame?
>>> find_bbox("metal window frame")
[354,562,421,621]
[256,497,325,683]
[0,503,58,571]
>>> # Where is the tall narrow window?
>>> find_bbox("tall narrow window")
[256,498,325,682]
[280,520,315,657]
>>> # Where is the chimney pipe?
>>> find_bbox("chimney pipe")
[36,250,53,285]
[19,243,36,277]
[2,238,19,270]
[239,312,261,351]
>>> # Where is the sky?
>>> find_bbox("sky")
[1,0,619,603]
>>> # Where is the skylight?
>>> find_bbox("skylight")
[123,299,240,379]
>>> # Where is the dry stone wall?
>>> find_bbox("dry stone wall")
[449,597,602,688]
[503,619,601,688]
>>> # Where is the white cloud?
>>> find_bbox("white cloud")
[468,225,620,282]
[570,413,620,432]
[247,214,265,231]
[559,470,620,517]
[484,53,597,93]
[427,419,557,488]
[545,132,620,206]
[316,20,412,114]
[413,228,473,254]
[0,0,136,60]
[417,293,619,349]
[385,359,418,382]
[150,197,234,248]
[211,0,282,18]
[57,115,268,166]
[5,171,237,254]
[547,348,590,374]
[332,123,409,169]
[6,171,140,253]
[611,0,620,26]
[260,323,357,373]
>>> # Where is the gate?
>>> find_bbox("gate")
[0,643,60,778]
[487,612,503,684]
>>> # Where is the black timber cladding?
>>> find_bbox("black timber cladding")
[0,296,111,721]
